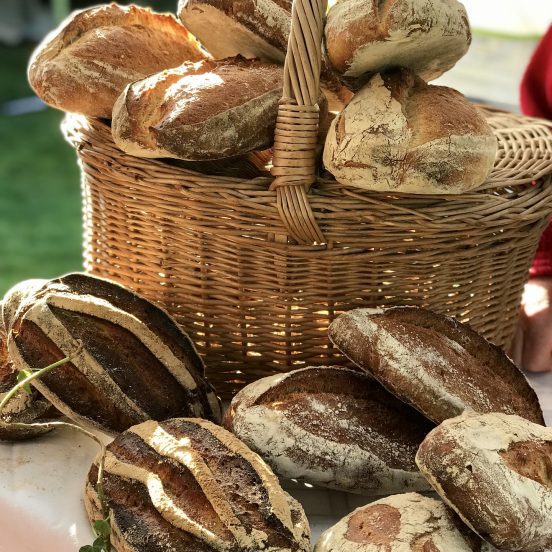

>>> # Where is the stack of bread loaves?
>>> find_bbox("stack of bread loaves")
[28,0,497,193]
[1,270,550,551]
[225,306,551,551]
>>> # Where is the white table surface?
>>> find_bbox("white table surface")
[0,371,550,552]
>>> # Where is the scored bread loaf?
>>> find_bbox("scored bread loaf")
[225,366,433,495]
[323,68,497,194]
[28,3,205,118]
[325,0,471,82]
[416,413,552,552]
[328,306,544,425]
[0,312,58,441]
[178,0,291,62]
[3,273,221,435]
[112,57,283,161]
[85,418,311,552]
[313,493,489,552]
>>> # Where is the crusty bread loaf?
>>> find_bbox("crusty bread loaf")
[416,413,552,552]
[112,57,283,161]
[0,314,58,441]
[325,0,471,81]
[328,307,544,425]
[323,69,497,194]
[225,366,433,495]
[28,3,205,118]
[314,493,487,552]
[85,418,311,552]
[3,273,221,435]
[178,0,291,62]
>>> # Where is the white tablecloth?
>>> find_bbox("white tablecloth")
[1,372,551,552]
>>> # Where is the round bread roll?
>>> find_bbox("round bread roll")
[323,69,497,194]
[85,418,311,552]
[328,306,544,425]
[28,3,205,118]
[3,273,222,435]
[112,57,284,161]
[416,413,552,552]
[325,0,471,82]
[178,0,291,63]
[225,366,434,495]
[314,493,488,551]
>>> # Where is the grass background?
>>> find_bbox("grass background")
[0,43,82,296]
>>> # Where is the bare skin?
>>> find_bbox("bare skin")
[511,277,552,373]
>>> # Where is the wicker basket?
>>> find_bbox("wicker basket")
[63,0,552,398]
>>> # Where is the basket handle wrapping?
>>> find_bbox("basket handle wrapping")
[270,0,328,244]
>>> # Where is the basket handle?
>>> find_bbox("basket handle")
[270,0,327,245]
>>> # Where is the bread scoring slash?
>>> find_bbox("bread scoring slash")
[2,273,221,435]
[85,418,311,552]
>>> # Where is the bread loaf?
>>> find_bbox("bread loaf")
[178,0,291,62]
[314,493,488,552]
[85,418,311,552]
[225,366,433,495]
[416,413,552,552]
[28,3,205,118]
[112,57,283,161]
[325,0,471,81]
[3,273,221,435]
[0,314,57,441]
[328,307,544,424]
[323,69,497,194]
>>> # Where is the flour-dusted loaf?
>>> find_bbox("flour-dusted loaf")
[28,3,205,118]
[416,413,552,552]
[224,366,433,495]
[3,273,221,435]
[314,493,489,552]
[178,0,291,62]
[329,307,544,425]
[325,0,471,82]
[323,69,497,194]
[112,57,283,161]
[85,418,311,552]
[0,313,57,441]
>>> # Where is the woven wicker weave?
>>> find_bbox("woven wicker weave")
[63,0,552,397]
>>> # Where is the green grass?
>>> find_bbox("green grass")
[0,44,82,296]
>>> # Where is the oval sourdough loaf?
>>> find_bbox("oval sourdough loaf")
[0,314,57,441]
[325,0,471,81]
[323,68,497,194]
[28,3,205,118]
[85,418,311,552]
[416,413,552,552]
[112,57,283,161]
[225,366,433,495]
[3,273,222,435]
[178,0,291,62]
[328,306,544,425]
[314,493,489,551]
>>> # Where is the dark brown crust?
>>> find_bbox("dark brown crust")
[0,321,57,441]
[329,307,544,425]
[85,419,308,552]
[226,366,433,472]
[8,273,221,434]
[28,3,205,118]
[178,0,292,55]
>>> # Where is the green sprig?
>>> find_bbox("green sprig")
[0,345,111,551]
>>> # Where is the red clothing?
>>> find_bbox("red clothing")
[521,26,552,278]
